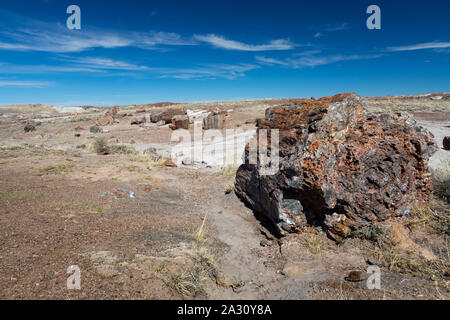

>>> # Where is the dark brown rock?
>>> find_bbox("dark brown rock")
[345,270,366,282]
[443,136,450,151]
[24,123,35,132]
[235,93,437,241]
[161,106,186,124]
[96,146,110,155]
[170,115,189,130]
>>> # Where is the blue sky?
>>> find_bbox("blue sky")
[0,0,449,106]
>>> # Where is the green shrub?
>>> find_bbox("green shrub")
[90,125,101,133]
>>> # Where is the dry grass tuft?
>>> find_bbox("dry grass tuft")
[166,266,207,298]
[432,164,450,203]
[409,200,450,235]
[218,164,238,177]
[307,235,322,254]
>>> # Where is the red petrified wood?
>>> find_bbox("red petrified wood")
[235,93,438,240]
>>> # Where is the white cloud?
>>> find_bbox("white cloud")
[194,34,296,51]
[387,41,450,52]
[0,80,52,88]
[312,22,350,38]
[152,63,259,80]
[256,52,382,68]
[59,57,148,70]
[0,10,195,53]
[255,56,289,66]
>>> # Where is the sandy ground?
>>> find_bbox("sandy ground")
[0,96,449,300]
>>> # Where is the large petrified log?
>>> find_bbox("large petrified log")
[235,93,438,240]
[203,111,227,129]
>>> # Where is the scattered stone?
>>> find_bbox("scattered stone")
[260,240,268,247]
[156,120,166,126]
[74,133,81,137]
[95,264,119,278]
[235,93,437,241]
[24,123,35,132]
[443,136,450,151]
[170,115,189,130]
[100,189,135,199]
[151,112,163,123]
[345,270,366,282]
[281,264,309,277]
[164,159,177,167]
[96,145,110,155]
[161,106,187,124]
[96,113,114,126]
[131,115,146,125]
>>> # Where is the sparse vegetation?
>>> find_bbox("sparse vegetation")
[166,265,207,297]
[408,200,450,235]
[119,165,144,173]
[369,247,449,279]
[90,125,102,133]
[93,138,108,153]
[350,224,386,243]
[40,164,74,175]
[307,235,322,254]
[224,182,235,194]
[110,144,139,155]
[431,163,450,203]
[218,164,238,177]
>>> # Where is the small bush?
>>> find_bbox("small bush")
[110,144,139,155]
[431,163,450,202]
[93,138,108,153]
[90,125,101,133]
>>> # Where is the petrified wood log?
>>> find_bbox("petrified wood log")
[235,93,437,240]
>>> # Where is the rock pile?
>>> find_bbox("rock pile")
[235,93,438,240]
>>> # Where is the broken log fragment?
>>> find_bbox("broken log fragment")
[234,93,438,241]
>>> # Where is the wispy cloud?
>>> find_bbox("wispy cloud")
[256,51,382,68]
[255,56,289,66]
[194,34,296,51]
[152,63,259,80]
[387,41,450,52]
[0,10,194,53]
[0,80,52,88]
[58,57,148,71]
[313,22,350,38]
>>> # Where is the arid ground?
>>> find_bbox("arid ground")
[0,93,449,299]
